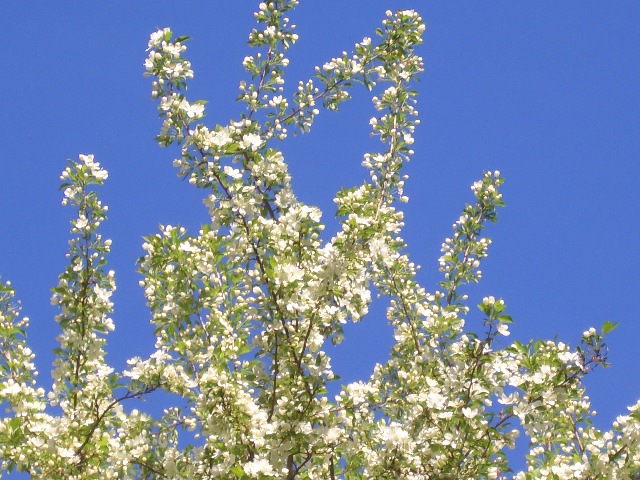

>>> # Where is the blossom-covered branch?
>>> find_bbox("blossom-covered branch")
[0,1,637,479]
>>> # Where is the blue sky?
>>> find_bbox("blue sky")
[2,1,639,473]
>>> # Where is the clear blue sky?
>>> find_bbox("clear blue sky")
[2,1,639,473]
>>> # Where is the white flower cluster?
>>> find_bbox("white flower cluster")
[0,2,637,478]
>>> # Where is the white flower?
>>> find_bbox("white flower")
[148,28,170,49]
[241,133,263,151]
[75,215,89,230]
[244,457,275,477]
[1,380,22,396]
[182,101,204,119]
[462,407,479,419]
[482,296,496,306]
[209,127,233,148]
[381,422,409,448]
[487,466,500,479]
[78,153,108,181]
[223,166,243,180]
[269,95,285,107]
[497,323,510,336]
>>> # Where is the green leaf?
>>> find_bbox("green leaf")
[601,321,618,335]
[8,417,21,432]
[230,465,245,477]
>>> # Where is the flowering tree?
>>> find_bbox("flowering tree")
[1,1,638,478]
